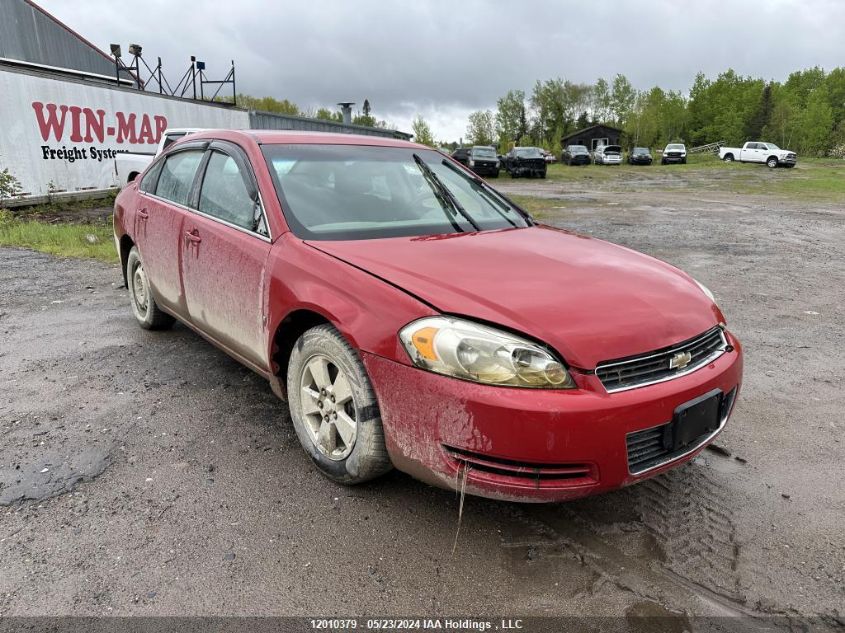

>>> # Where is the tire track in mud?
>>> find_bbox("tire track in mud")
[633,465,743,603]
[493,461,837,630]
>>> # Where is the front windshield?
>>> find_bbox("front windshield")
[515,147,543,158]
[569,145,588,153]
[666,144,685,150]
[472,147,497,158]
[633,147,649,154]
[762,142,779,150]
[262,144,531,241]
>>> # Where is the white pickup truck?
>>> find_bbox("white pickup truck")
[114,128,205,188]
[719,141,797,168]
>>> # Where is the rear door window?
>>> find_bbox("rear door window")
[155,151,204,206]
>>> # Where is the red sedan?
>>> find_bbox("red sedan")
[113,130,742,503]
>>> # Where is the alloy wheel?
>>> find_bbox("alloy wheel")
[132,263,149,315]
[299,354,357,460]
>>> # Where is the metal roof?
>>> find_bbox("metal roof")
[0,0,130,81]
[249,110,412,140]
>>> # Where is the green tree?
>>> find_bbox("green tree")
[744,83,774,140]
[315,108,343,122]
[762,86,800,148]
[797,86,834,155]
[611,74,636,127]
[0,164,22,207]
[495,89,527,148]
[466,110,495,145]
[592,78,611,123]
[236,94,301,115]
[411,115,435,147]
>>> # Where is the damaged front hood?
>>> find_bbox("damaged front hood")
[309,226,721,369]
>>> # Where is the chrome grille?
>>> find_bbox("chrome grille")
[595,327,727,393]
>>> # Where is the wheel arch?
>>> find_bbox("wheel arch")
[268,307,350,400]
[119,234,135,286]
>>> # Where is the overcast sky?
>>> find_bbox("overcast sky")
[38,0,845,141]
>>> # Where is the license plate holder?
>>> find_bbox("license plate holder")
[671,389,722,451]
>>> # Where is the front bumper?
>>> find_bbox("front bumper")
[363,331,742,503]
[663,155,686,163]
[509,164,547,176]
[778,155,797,165]
[630,157,653,165]
[568,156,590,165]
[469,162,499,176]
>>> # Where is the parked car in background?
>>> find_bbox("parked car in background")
[113,130,742,503]
[628,147,653,165]
[115,128,205,188]
[542,150,557,164]
[719,141,797,168]
[562,145,591,166]
[466,146,500,177]
[661,143,687,165]
[502,146,547,178]
[593,144,623,165]
[450,147,470,166]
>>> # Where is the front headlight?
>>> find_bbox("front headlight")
[693,279,717,304]
[399,316,575,389]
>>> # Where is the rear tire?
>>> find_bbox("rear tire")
[126,246,174,330]
[723,154,734,162]
[287,324,392,485]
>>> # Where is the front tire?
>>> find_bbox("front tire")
[767,156,779,168]
[287,324,392,485]
[126,246,174,330]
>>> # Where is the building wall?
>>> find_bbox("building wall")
[0,65,413,200]
[562,126,623,150]
[0,66,250,197]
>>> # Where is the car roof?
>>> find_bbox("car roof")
[183,129,424,149]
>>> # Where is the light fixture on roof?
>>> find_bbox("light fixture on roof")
[128,43,142,57]
[110,44,121,57]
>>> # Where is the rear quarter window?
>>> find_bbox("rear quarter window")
[139,159,164,194]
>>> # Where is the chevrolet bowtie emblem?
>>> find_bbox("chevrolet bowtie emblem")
[669,351,692,370]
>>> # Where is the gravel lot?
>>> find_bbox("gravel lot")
[1,170,843,628]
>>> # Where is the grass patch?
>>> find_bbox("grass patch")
[0,210,116,262]
[508,194,570,220]
[539,154,845,201]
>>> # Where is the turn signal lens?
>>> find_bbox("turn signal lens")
[399,317,575,389]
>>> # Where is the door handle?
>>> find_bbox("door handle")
[184,230,202,244]
[138,208,149,219]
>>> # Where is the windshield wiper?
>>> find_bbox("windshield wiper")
[412,154,480,232]
[439,159,527,227]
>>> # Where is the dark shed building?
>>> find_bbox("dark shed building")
[561,124,624,150]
